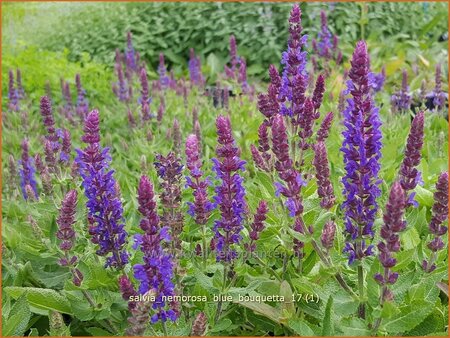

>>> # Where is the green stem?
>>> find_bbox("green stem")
[358,264,366,319]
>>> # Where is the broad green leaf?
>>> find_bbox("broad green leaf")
[288,318,316,336]
[2,295,31,336]
[321,296,334,336]
[382,300,434,334]
[4,287,72,315]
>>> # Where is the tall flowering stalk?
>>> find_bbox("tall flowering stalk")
[313,141,335,209]
[154,152,184,254]
[391,69,412,113]
[224,35,239,79]
[312,10,342,65]
[75,74,89,119]
[125,31,139,73]
[369,66,386,93]
[18,139,38,201]
[244,201,269,253]
[139,68,152,122]
[133,175,177,323]
[422,172,448,273]
[398,111,424,206]
[431,63,447,112]
[56,190,84,286]
[189,48,205,87]
[341,40,382,318]
[112,61,130,102]
[212,115,246,262]
[374,182,406,303]
[16,68,25,99]
[8,69,19,111]
[39,96,59,145]
[75,110,128,268]
[158,53,170,90]
[341,40,382,264]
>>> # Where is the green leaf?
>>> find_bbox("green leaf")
[4,287,72,315]
[279,281,295,318]
[234,299,281,324]
[210,318,232,333]
[288,318,316,336]
[382,300,434,334]
[2,295,31,336]
[321,296,334,336]
[414,186,434,208]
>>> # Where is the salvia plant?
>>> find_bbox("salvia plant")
[2,2,448,337]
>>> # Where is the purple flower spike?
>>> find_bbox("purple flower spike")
[158,53,170,89]
[139,68,152,122]
[75,110,129,269]
[313,141,335,209]
[134,175,177,323]
[75,74,89,119]
[398,111,424,206]
[391,69,412,113]
[125,31,139,73]
[212,116,246,262]
[18,139,38,201]
[244,200,269,253]
[341,41,382,264]
[185,134,213,226]
[316,111,334,143]
[8,69,19,111]
[431,63,447,112]
[39,96,58,144]
[423,172,448,273]
[56,190,78,254]
[374,182,405,301]
[370,66,386,93]
[321,220,336,251]
[16,69,25,99]
[189,48,205,87]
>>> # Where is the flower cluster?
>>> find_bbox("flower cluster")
[154,152,184,252]
[133,175,177,323]
[244,201,269,253]
[56,190,83,286]
[60,79,74,123]
[374,182,406,302]
[188,48,205,87]
[18,139,38,200]
[369,66,386,93]
[191,312,208,336]
[112,55,131,102]
[422,172,448,273]
[212,115,246,262]
[321,220,336,251]
[8,69,20,111]
[75,74,89,119]
[430,63,447,112]
[16,68,25,99]
[224,35,239,79]
[75,110,129,268]
[158,53,170,89]
[125,31,140,73]
[139,68,152,121]
[341,40,382,264]
[185,134,213,225]
[312,10,342,64]
[398,111,424,206]
[313,141,335,209]
[391,69,412,113]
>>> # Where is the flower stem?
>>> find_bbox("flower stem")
[358,264,366,319]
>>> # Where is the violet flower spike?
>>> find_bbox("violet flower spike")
[158,53,170,89]
[313,141,335,209]
[422,172,448,273]
[341,41,382,264]
[431,63,447,112]
[75,110,129,268]
[391,69,411,113]
[212,115,247,262]
[16,68,25,99]
[8,69,19,111]
[398,111,424,207]
[18,139,38,200]
[374,181,406,302]
[75,74,89,119]
[316,112,334,143]
[185,134,213,225]
[133,175,177,323]
[139,68,152,122]
[244,201,269,253]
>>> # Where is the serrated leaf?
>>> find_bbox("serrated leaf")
[382,300,434,334]
[321,296,334,336]
[2,294,31,336]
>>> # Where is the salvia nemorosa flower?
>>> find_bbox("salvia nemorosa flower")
[313,141,335,209]
[125,31,139,73]
[321,220,336,251]
[271,115,306,257]
[58,129,72,165]
[173,119,181,155]
[194,120,202,145]
[244,200,269,253]
[44,139,58,173]
[212,115,246,262]
[191,312,208,336]
[430,63,447,112]
[422,172,448,273]
[16,68,25,99]
[157,97,165,125]
[374,181,406,302]
[154,152,184,253]
[113,62,130,102]
[341,40,382,264]
[391,69,412,113]
[139,68,152,122]
[125,290,157,336]
[279,4,309,117]
[119,275,137,311]
[313,11,334,60]
[8,154,18,193]
[56,190,84,286]
[8,69,19,111]
[39,96,58,144]
[75,74,89,119]
[224,35,239,79]
[133,175,177,323]
[18,139,38,200]
[158,53,170,89]
[369,66,386,93]
[398,111,424,206]
[61,80,74,122]
[316,111,334,142]
[185,134,213,225]
[238,57,249,93]
[257,64,281,121]
[75,110,129,268]
[189,48,204,87]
